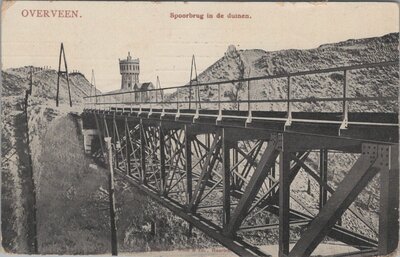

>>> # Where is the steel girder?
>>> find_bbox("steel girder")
[85,110,398,257]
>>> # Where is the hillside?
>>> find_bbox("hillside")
[173,32,398,113]
[1,67,98,252]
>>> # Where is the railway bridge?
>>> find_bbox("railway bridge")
[82,60,399,257]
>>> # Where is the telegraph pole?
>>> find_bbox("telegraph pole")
[91,69,98,104]
[56,43,72,107]
[189,55,199,110]
[105,137,118,255]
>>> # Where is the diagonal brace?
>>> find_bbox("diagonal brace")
[188,133,221,212]
[288,143,383,257]
[224,134,280,235]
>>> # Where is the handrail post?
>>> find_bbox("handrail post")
[177,89,179,110]
[189,83,192,110]
[247,80,251,112]
[195,84,198,110]
[176,89,180,120]
[340,70,349,133]
[198,85,201,109]
[246,80,252,124]
[193,83,200,122]
[216,83,223,122]
[218,83,221,112]
[284,76,292,129]
[161,88,165,118]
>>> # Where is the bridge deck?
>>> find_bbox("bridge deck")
[88,107,398,143]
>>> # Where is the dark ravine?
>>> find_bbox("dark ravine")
[23,88,38,253]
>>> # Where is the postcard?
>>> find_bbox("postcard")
[1,1,399,256]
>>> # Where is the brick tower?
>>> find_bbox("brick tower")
[119,52,140,90]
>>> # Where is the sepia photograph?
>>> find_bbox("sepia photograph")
[1,1,399,256]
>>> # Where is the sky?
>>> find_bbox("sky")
[2,1,399,92]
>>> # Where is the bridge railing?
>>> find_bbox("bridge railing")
[84,60,398,124]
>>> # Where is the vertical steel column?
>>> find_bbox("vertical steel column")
[125,118,131,176]
[319,149,328,210]
[139,119,146,184]
[112,114,118,169]
[185,125,193,205]
[270,164,276,188]
[287,77,291,118]
[232,142,238,190]
[279,135,291,257]
[206,134,210,149]
[222,128,231,227]
[159,127,166,195]
[378,145,399,255]
[105,137,118,256]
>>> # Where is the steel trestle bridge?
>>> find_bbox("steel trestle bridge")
[82,60,399,257]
